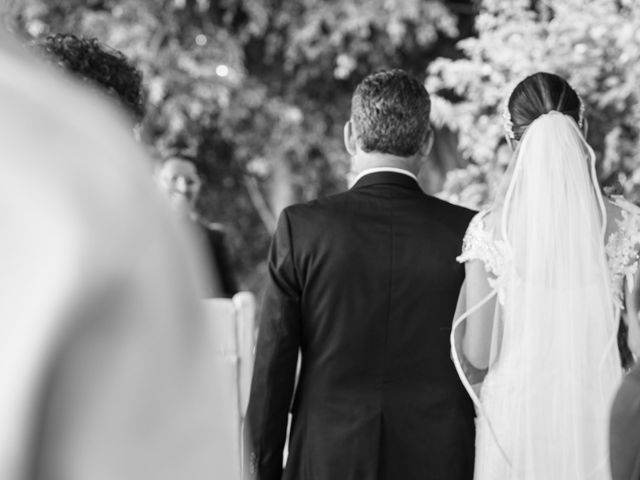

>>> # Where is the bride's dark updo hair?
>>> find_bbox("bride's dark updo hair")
[506,72,583,141]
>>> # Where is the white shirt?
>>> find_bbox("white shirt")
[351,167,418,187]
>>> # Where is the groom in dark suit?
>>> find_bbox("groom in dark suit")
[245,69,476,480]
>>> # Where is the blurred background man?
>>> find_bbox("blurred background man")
[33,32,239,298]
[156,155,239,298]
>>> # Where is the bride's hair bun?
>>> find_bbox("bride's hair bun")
[504,72,584,141]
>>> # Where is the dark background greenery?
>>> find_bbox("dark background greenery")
[9,0,640,303]
[9,0,477,292]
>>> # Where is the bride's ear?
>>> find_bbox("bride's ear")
[344,120,357,156]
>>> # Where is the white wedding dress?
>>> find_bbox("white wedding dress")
[451,112,640,480]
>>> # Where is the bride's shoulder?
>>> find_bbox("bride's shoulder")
[467,207,501,233]
[604,196,640,307]
[458,207,505,270]
[606,195,640,214]
[461,208,504,251]
[605,195,640,236]
[604,195,640,273]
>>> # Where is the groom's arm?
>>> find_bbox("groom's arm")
[245,208,301,480]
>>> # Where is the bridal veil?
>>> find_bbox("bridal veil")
[451,111,622,479]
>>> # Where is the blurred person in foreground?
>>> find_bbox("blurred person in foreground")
[0,26,237,480]
[245,69,476,480]
[156,155,239,298]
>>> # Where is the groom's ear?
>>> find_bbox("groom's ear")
[421,125,434,157]
[582,118,589,138]
[344,120,357,156]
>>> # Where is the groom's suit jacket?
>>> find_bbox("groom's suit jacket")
[246,171,477,480]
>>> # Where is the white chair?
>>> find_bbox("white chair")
[202,292,256,471]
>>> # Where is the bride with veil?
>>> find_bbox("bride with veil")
[452,72,640,479]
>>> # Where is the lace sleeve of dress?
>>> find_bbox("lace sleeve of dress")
[456,210,504,278]
[605,195,640,310]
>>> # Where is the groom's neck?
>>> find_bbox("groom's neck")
[352,151,420,176]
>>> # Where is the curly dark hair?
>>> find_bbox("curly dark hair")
[35,33,145,122]
[351,69,431,157]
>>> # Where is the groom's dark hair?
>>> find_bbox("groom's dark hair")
[351,69,431,157]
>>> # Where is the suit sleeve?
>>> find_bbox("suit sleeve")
[244,208,302,480]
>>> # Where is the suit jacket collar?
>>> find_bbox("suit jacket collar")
[351,171,422,192]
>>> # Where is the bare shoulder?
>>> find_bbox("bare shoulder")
[476,207,501,234]
[606,195,640,213]
[605,196,624,219]
[605,196,640,237]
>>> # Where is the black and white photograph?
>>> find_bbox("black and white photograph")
[1,0,640,479]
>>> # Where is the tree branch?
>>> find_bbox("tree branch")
[243,175,277,235]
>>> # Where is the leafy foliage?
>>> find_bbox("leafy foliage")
[10,0,466,290]
[428,0,640,209]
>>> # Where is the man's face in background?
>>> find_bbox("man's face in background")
[156,158,202,214]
